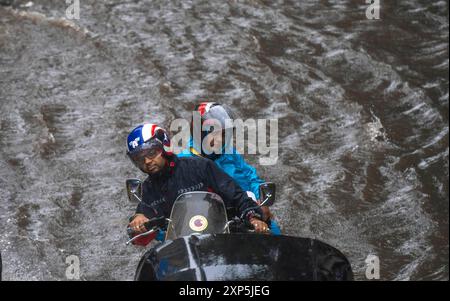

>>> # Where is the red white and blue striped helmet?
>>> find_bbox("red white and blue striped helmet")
[126,123,172,156]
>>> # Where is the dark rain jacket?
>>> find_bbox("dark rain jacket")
[136,155,262,221]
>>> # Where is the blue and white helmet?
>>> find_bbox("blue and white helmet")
[127,123,171,155]
[126,123,172,160]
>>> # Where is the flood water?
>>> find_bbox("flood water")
[0,0,448,280]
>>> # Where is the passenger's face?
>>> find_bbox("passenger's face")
[203,130,225,154]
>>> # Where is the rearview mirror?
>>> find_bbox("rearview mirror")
[126,178,142,203]
[259,182,276,207]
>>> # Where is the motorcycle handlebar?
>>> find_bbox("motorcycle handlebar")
[126,216,169,246]
[126,216,167,238]
[143,216,167,231]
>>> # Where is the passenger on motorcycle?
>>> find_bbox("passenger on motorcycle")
[177,102,281,235]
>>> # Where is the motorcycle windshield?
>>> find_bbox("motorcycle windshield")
[166,192,229,240]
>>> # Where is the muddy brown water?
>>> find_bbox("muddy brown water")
[0,0,448,280]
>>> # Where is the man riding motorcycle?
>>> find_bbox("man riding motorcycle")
[178,102,281,235]
[127,123,269,241]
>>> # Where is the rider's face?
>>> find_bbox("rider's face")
[142,151,166,174]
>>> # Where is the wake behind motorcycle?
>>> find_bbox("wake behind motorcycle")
[125,179,353,281]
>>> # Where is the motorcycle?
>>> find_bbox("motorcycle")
[125,179,353,281]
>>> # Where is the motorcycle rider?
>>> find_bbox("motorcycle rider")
[178,102,281,235]
[127,123,269,236]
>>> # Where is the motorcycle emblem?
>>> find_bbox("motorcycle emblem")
[189,215,208,232]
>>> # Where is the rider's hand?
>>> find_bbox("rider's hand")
[260,206,273,222]
[129,214,150,234]
[249,218,270,234]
